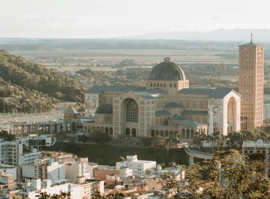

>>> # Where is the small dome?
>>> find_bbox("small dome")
[96,103,113,114]
[149,58,186,81]
[64,106,77,114]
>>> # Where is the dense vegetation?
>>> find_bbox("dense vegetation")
[0,50,85,103]
[0,77,58,113]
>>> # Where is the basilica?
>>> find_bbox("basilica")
[83,57,241,141]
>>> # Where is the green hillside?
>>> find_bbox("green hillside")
[0,50,85,103]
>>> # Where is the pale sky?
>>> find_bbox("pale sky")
[1,0,270,38]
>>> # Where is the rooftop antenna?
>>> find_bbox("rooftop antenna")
[251,33,253,43]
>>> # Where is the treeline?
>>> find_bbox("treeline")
[0,50,85,102]
[0,77,58,113]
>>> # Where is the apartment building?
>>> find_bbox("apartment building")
[22,157,65,181]
[116,155,156,176]
[65,161,91,183]
[242,140,270,177]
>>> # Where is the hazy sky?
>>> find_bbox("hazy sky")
[1,0,270,38]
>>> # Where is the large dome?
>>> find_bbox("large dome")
[149,57,186,81]
[64,106,77,114]
[95,103,113,114]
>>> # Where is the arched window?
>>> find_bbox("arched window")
[191,130,194,139]
[164,83,166,87]
[174,114,177,117]
[150,83,153,87]
[160,130,164,137]
[154,83,156,87]
[174,83,176,87]
[182,129,185,139]
[203,117,207,124]
[165,131,168,137]
[200,101,204,109]
[126,99,138,122]
[170,84,172,87]
[157,83,159,87]
[196,117,200,122]
[160,83,163,87]
[186,129,190,139]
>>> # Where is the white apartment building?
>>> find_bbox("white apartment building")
[65,161,91,183]
[0,165,17,181]
[22,158,65,181]
[119,167,133,179]
[0,138,19,166]
[116,155,156,176]
[24,178,104,199]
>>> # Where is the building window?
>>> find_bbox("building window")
[186,129,190,139]
[174,83,176,87]
[182,129,185,139]
[186,101,190,108]
[193,101,196,108]
[164,83,166,87]
[160,83,162,87]
[126,99,138,122]
[157,83,159,87]
[154,83,156,87]
[174,114,177,117]
[200,102,203,109]
[170,84,172,87]
[191,130,194,139]
[150,83,152,87]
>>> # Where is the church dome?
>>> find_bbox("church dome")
[64,106,77,114]
[149,57,186,81]
[95,103,113,114]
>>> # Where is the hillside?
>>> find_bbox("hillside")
[0,50,85,103]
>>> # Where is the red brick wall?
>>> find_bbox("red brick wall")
[94,169,120,180]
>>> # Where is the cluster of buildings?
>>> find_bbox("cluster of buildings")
[0,143,188,199]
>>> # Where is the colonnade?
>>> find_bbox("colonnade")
[6,122,73,135]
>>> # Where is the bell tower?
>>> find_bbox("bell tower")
[239,34,264,130]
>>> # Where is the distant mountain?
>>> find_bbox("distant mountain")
[130,29,270,42]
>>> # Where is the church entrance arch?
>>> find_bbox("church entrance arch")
[227,97,237,133]
[126,128,130,136]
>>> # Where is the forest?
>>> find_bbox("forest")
[0,50,85,103]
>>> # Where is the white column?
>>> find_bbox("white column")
[209,107,213,135]
[189,156,194,167]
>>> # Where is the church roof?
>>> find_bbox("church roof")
[149,58,186,81]
[181,110,208,115]
[64,106,77,114]
[155,110,171,116]
[133,89,167,94]
[239,42,264,47]
[180,122,206,127]
[95,103,113,114]
[179,89,231,98]
[86,86,146,93]
[164,102,184,108]
[167,116,189,121]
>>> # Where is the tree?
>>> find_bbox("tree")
[90,130,112,144]
[78,135,89,144]
[141,136,153,146]
[35,191,71,199]
[193,132,207,149]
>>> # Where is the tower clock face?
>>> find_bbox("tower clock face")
[130,101,138,111]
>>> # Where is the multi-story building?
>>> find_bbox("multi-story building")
[84,57,241,137]
[242,140,270,177]
[116,155,156,176]
[0,170,15,190]
[22,157,65,181]
[0,138,19,166]
[65,161,91,183]
[239,35,264,130]
[40,151,74,163]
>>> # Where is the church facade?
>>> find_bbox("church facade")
[83,57,241,141]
